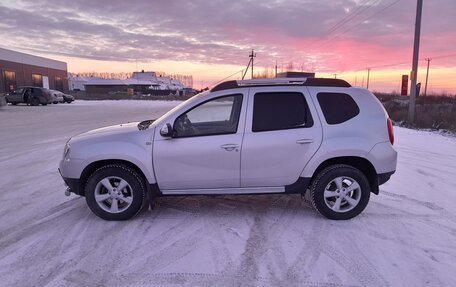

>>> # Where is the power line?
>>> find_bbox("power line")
[208,68,245,88]
[337,0,403,38]
[428,53,456,60]
[310,0,403,53]
[209,61,264,88]
[324,0,381,36]
[307,0,381,51]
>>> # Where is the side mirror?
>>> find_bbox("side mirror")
[160,123,174,137]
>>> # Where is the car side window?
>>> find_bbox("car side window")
[173,94,243,138]
[252,92,313,132]
[317,92,360,124]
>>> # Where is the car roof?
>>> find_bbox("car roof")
[211,78,351,92]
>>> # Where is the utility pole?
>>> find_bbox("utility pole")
[242,49,256,80]
[424,58,432,97]
[408,0,423,124]
[275,60,278,78]
[367,68,371,89]
[250,49,256,79]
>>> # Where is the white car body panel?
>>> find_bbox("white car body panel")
[59,79,397,199]
[241,86,322,187]
[366,142,398,174]
[60,122,156,183]
[153,89,248,191]
[301,87,397,177]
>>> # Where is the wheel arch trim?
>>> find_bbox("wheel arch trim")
[308,156,380,194]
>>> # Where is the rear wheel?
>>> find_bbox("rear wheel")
[85,164,145,220]
[310,164,370,220]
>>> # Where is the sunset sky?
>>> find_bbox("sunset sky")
[0,0,455,93]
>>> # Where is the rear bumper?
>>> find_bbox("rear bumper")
[378,170,395,185]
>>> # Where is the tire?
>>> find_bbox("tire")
[85,164,145,220]
[310,164,370,220]
[30,97,40,106]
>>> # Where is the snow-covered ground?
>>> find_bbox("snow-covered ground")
[0,100,455,287]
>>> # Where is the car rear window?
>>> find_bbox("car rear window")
[317,92,360,125]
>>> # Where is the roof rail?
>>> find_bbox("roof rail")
[210,77,351,92]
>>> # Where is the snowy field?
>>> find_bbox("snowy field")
[0,100,455,287]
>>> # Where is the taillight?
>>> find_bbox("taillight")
[387,118,394,145]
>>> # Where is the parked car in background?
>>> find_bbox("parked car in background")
[49,89,64,104]
[5,87,53,106]
[61,92,74,103]
[0,93,6,108]
[50,89,74,104]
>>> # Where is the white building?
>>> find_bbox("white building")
[70,71,187,94]
[68,75,93,91]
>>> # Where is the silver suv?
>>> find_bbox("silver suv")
[59,78,397,220]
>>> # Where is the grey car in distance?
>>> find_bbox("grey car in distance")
[6,86,53,106]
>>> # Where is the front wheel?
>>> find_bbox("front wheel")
[85,164,145,220]
[310,164,370,220]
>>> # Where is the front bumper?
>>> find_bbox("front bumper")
[58,168,83,195]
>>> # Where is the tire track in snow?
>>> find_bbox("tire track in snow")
[215,195,312,286]
[111,272,361,287]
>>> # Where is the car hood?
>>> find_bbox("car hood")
[70,122,151,143]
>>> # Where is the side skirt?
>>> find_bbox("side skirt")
[149,177,312,197]
[161,186,285,195]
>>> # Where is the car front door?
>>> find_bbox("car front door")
[153,93,246,192]
[8,88,24,103]
[241,87,322,187]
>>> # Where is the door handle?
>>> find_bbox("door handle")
[296,139,313,144]
[220,144,239,151]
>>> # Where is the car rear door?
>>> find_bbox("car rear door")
[240,87,322,187]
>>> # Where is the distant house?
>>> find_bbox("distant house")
[276,71,315,78]
[0,47,68,93]
[131,71,157,81]
[68,75,91,91]
[83,70,188,96]
[84,78,128,95]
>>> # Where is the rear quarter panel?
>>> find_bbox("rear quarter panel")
[301,87,393,177]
